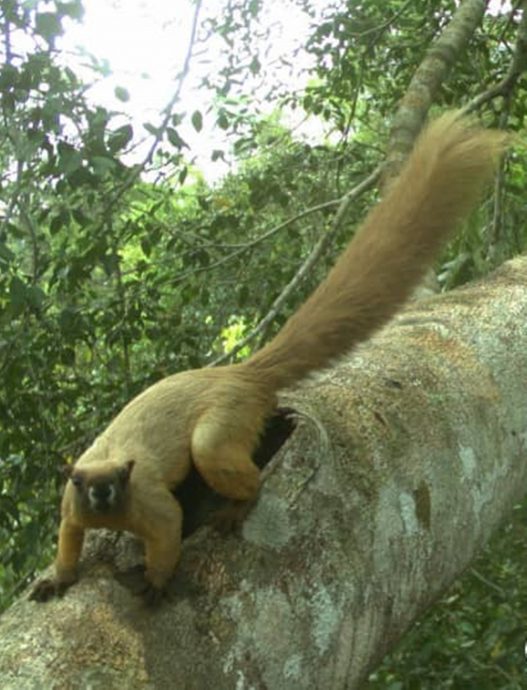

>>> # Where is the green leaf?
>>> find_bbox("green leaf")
[114,86,130,102]
[102,253,119,276]
[108,124,133,153]
[249,56,261,75]
[140,237,152,257]
[57,2,84,21]
[233,136,257,155]
[143,122,160,136]
[1,92,15,113]
[57,142,82,174]
[49,210,71,234]
[217,111,229,130]
[60,347,76,365]
[26,285,46,309]
[238,284,249,306]
[35,13,63,42]
[72,209,89,227]
[0,65,18,90]
[191,110,203,132]
[91,156,117,177]
[9,276,27,314]
[0,243,15,266]
[167,127,188,149]
[248,0,261,16]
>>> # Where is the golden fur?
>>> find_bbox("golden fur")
[30,113,508,603]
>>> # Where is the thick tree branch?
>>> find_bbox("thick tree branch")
[1,256,526,688]
[384,0,488,182]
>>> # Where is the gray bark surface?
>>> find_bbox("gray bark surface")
[1,256,526,690]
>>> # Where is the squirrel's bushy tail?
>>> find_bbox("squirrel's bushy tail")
[246,112,508,389]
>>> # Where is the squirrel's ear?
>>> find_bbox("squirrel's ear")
[119,460,135,484]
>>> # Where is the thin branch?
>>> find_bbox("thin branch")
[200,197,342,250]
[467,6,527,258]
[464,3,527,113]
[19,201,40,284]
[3,8,12,64]
[497,0,525,44]
[487,109,510,259]
[469,567,506,596]
[350,0,415,38]
[101,0,203,216]
[113,246,132,397]
[210,164,382,366]
[226,199,343,249]
[159,198,345,286]
[178,197,344,253]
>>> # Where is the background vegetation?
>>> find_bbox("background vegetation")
[0,0,526,687]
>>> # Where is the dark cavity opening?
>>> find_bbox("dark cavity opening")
[176,407,296,538]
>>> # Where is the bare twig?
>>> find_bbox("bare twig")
[101,0,203,216]
[196,197,342,251]
[469,567,506,596]
[464,3,527,113]
[157,198,346,286]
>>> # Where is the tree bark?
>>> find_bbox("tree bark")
[1,256,526,690]
[383,0,488,183]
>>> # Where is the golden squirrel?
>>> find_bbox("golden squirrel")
[30,112,508,605]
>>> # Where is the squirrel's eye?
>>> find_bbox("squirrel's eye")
[71,475,83,488]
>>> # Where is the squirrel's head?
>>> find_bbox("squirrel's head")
[66,460,135,515]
